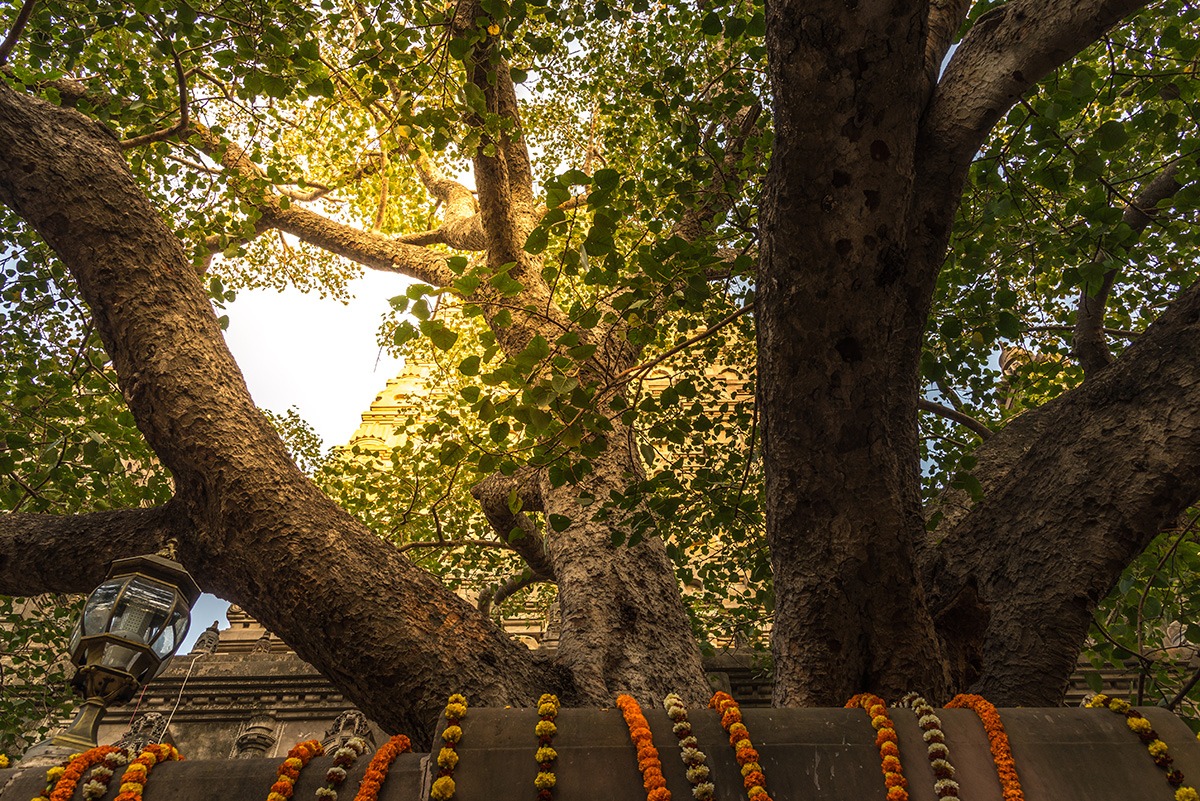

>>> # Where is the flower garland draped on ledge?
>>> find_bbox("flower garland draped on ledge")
[894,692,960,799]
[945,694,1024,801]
[846,693,909,801]
[616,694,671,801]
[1087,693,1200,801]
[709,691,772,801]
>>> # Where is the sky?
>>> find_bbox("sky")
[181,267,416,649]
[220,268,415,446]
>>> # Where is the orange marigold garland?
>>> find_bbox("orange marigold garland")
[846,693,909,801]
[534,694,560,801]
[114,744,184,801]
[894,692,960,799]
[51,746,125,801]
[616,694,671,801]
[266,740,324,801]
[663,694,714,801]
[1086,693,1199,801]
[709,691,772,801]
[351,735,412,801]
[945,694,1024,801]
[317,737,368,801]
[431,694,467,801]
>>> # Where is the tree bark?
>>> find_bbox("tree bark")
[760,0,949,705]
[925,276,1200,704]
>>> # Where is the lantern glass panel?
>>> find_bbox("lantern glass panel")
[108,577,176,646]
[100,642,145,674]
[82,580,124,636]
[149,607,190,659]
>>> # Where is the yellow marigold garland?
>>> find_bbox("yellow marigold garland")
[48,746,124,801]
[31,757,73,801]
[431,694,467,801]
[114,744,184,801]
[945,694,1024,801]
[846,693,909,801]
[616,694,671,801]
[266,740,324,801]
[351,735,412,801]
[709,691,772,801]
[82,748,131,801]
[0,754,9,769]
[663,694,714,801]
[317,737,368,801]
[534,694,560,801]
[894,692,960,799]
[1086,693,1198,801]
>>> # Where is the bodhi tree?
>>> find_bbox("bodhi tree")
[2,0,1200,744]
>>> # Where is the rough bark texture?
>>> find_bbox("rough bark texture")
[926,277,1200,703]
[761,0,949,705]
[761,0,1161,707]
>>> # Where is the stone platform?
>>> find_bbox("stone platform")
[3,707,1198,800]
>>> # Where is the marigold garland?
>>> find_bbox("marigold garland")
[946,694,1024,801]
[317,737,367,801]
[709,691,772,801]
[430,694,467,801]
[114,744,184,801]
[350,735,412,801]
[894,692,960,799]
[51,746,125,801]
[663,694,714,801]
[846,693,909,801]
[1087,693,1199,801]
[0,755,9,769]
[31,756,74,801]
[265,740,323,801]
[82,748,131,801]
[616,694,670,801]
[533,694,560,801]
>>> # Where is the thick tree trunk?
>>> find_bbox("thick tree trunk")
[760,0,949,705]
[541,437,709,707]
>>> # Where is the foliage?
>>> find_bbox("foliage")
[0,0,1199,739]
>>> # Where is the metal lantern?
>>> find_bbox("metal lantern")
[49,552,201,751]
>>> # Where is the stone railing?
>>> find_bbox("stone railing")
[3,707,1199,800]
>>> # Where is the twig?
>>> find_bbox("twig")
[0,0,36,66]
[917,398,992,440]
[606,303,753,391]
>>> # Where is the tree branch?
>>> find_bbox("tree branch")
[922,0,972,98]
[0,0,36,67]
[469,470,556,582]
[918,398,993,440]
[0,505,182,595]
[188,124,456,285]
[922,0,1153,176]
[477,568,549,617]
[1074,161,1184,376]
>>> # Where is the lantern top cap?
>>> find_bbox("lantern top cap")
[105,553,201,606]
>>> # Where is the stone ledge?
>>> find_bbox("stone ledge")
[4,707,1197,800]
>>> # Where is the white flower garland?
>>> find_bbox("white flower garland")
[894,692,961,799]
[663,693,715,801]
[317,737,368,801]
[82,749,131,801]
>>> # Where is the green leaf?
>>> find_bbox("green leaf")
[1097,120,1128,151]
[549,514,572,532]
